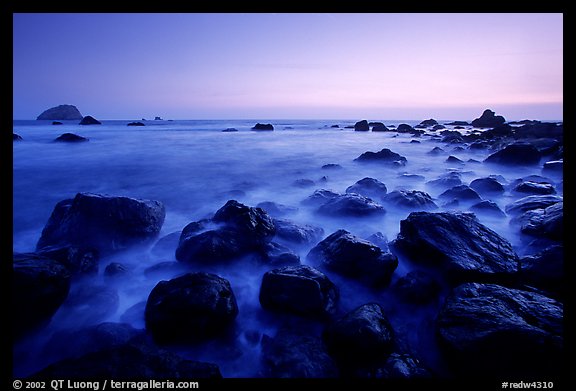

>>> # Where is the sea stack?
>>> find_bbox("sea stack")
[37,105,83,121]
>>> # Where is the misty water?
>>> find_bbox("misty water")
[12,119,563,378]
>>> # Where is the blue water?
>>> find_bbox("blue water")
[12,118,563,377]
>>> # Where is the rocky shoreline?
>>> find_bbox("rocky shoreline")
[13,109,564,380]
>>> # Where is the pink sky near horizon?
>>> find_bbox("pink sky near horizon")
[12,13,563,120]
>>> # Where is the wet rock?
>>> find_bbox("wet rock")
[301,189,341,206]
[221,127,238,132]
[36,244,99,275]
[520,245,563,297]
[307,229,398,287]
[251,123,274,131]
[354,119,370,131]
[321,163,343,170]
[437,282,563,377]
[514,122,563,139]
[520,202,563,240]
[468,200,506,218]
[427,146,445,155]
[543,160,563,173]
[79,115,102,125]
[145,272,238,343]
[32,343,222,378]
[445,155,464,164]
[258,241,301,267]
[371,123,389,132]
[36,192,166,255]
[392,270,441,304]
[324,303,395,367]
[261,328,338,378]
[213,200,276,241]
[354,148,407,166]
[513,181,556,195]
[397,123,422,135]
[471,109,505,128]
[484,142,542,165]
[127,122,145,126]
[317,193,386,217]
[54,133,89,142]
[438,185,482,203]
[345,177,387,199]
[469,177,505,195]
[375,352,432,379]
[426,171,462,189]
[13,133,23,141]
[259,265,339,317]
[13,253,71,337]
[418,119,438,127]
[392,211,519,284]
[273,219,324,245]
[383,189,438,210]
[505,194,563,216]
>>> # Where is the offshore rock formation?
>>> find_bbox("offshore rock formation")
[37,104,83,120]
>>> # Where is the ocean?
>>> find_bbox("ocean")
[12,118,563,377]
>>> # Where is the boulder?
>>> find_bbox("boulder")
[145,272,238,343]
[127,122,145,126]
[259,265,339,317]
[258,241,301,267]
[307,229,398,286]
[13,252,71,337]
[301,189,341,206]
[345,177,387,200]
[371,122,389,132]
[505,194,563,216]
[54,133,89,142]
[438,185,482,203]
[261,329,338,378]
[543,160,563,173]
[354,148,407,166]
[354,120,370,131]
[52,121,63,125]
[36,193,166,255]
[520,202,563,240]
[323,303,395,366]
[426,171,462,188]
[471,109,505,128]
[418,119,438,127]
[382,189,438,210]
[427,146,445,155]
[36,244,99,275]
[37,104,83,120]
[469,177,505,195]
[375,352,432,379]
[317,193,386,217]
[437,283,563,377]
[256,201,298,217]
[397,123,422,135]
[221,127,238,132]
[321,163,343,170]
[13,133,23,141]
[484,142,542,165]
[79,115,102,125]
[468,200,506,217]
[392,211,519,284]
[251,123,274,131]
[513,181,556,195]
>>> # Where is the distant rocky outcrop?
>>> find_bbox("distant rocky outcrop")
[79,116,102,125]
[354,120,370,131]
[471,109,506,128]
[252,123,274,131]
[37,105,83,120]
[127,122,145,126]
[54,133,89,143]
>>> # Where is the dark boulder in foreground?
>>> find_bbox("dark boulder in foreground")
[252,123,274,131]
[259,265,339,317]
[324,303,395,368]
[37,104,83,120]
[469,176,505,195]
[307,229,398,287]
[79,115,102,125]
[471,109,505,128]
[261,328,338,378]
[505,194,563,216]
[13,252,71,338]
[520,201,563,240]
[437,282,563,377]
[145,272,238,343]
[176,200,276,264]
[513,180,556,195]
[13,133,23,141]
[393,211,519,284]
[354,119,370,131]
[484,142,542,165]
[54,132,89,142]
[36,192,165,255]
[32,342,222,378]
[345,177,387,200]
[317,193,386,217]
[36,244,99,276]
[354,148,407,166]
[382,189,438,210]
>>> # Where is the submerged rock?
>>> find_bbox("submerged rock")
[505,194,563,216]
[392,270,441,304]
[354,148,407,166]
[259,265,339,317]
[393,211,519,284]
[301,189,341,206]
[382,189,438,210]
[484,142,542,165]
[13,133,23,141]
[469,176,505,195]
[520,202,563,240]
[307,229,398,287]
[513,181,556,195]
[317,193,386,217]
[438,185,482,203]
[437,282,563,377]
[252,123,274,131]
[36,192,166,255]
[273,219,324,245]
[79,115,102,125]
[145,272,238,343]
[345,177,388,200]
[37,104,83,120]
[36,244,99,276]
[54,133,89,142]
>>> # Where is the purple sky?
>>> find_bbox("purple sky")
[13,13,563,120]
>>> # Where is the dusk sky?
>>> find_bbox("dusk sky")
[13,13,563,120]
